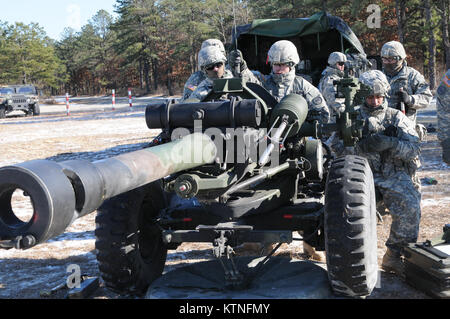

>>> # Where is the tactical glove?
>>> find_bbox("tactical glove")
[396,90,413,107]
[358,133,399,153]
[228,50,248,75]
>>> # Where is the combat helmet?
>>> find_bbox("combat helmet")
[381,41,407,60]
[201,39,226,55]
[198,46,227,70]
[328,52,347,66]
[267,40,300,67]
[359,70,391,97]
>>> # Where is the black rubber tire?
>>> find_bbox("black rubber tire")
[32,104,40,116]
[324,155,378,298]
[95,181,168,295]
[0,107,5,119]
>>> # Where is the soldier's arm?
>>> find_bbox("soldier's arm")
[240,68,262,85]
[390,114,421,161]
[300,78,330,123]
[409,71,433,110]
[436,70,450,143]
[188,80,211,102]
[180,74,201,102]
[319,75,345,114]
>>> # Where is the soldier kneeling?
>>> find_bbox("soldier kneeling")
[331,70,422,277]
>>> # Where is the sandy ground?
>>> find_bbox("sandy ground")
[0,95,448,300]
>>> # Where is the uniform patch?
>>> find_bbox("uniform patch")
[312,96,323,105]
[187,85,197,92]
[443,75,450,87]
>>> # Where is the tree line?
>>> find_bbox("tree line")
[0,0,448,96]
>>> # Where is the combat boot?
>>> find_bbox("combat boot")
[381,248,405,277]
[303,242,326,263]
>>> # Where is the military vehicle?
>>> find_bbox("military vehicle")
[0,73,378,298]
[232,11,377,85]
[0,85,40,118]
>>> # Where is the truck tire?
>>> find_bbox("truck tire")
[0,107,5,119]
[32,104,40,116]
[95,181,168,295]
[324,155,378,298]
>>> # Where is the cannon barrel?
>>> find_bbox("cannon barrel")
[0,133,217,249]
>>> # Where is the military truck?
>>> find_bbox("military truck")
[232,11,377,85]
[0,85,40,118]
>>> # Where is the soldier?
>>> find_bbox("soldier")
[181,39,226,101]
[264,40,329,261]
[381,41,433,139]
[318,52,347,120]
[230,41,329,260]
[262,40,330,124]
[332,70,421,276]
[188,45,233,101]
[437,69,450,164]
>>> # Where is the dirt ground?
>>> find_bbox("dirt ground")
[0,96,448,300]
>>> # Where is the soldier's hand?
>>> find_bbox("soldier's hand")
[396,90,413,107]
[358,133,398,152]
[229,50,248,72]
[306,110,322,123]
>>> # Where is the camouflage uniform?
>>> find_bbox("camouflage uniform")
[381,41,432,140]
[181,39,227,102]
[385,63,432,123]
[260,40,330,123]
[182,71,206,101]
[263,73,330,123]
[188,45,232,101]
[437,69,450,164]
[345,52,373,78]
[189,69,233,101]
[332,70,421,255]
[318,52,347,120]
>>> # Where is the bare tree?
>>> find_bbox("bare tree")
[437,0,450,69]
[424,0,436,89]
[395,0,406,42]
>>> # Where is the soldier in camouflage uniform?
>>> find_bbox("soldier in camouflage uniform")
[263,40,329,261]
[437,69,450,164]
[381,41,433,140]
[332,70,421,276]
[261,40,330,124]
[318,52,347,120]
[188,46,233,101]
[181,39,227,101]
[231,41,329,260]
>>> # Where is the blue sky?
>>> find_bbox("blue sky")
[1,0,117,40]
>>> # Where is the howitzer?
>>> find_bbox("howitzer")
[0,79,378,298]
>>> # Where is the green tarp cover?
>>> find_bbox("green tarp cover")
[234,12,365,55]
